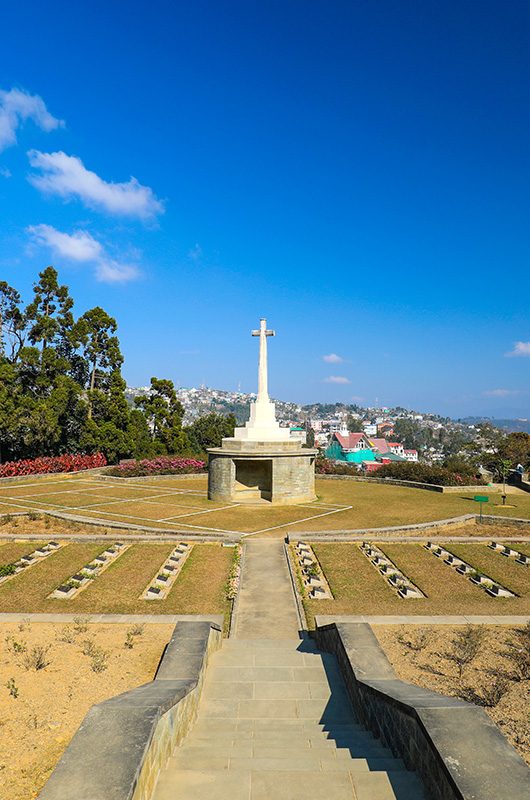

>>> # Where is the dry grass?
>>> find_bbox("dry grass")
[0,621,173,800]
[304,542,530,627]
[374,624,530,766]
[0,542,233,617]
[1,473,530,535]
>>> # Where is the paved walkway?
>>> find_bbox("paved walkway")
[152,540,425,799]
[0,613,223,624]
[315,615,530,626]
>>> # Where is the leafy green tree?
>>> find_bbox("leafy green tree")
[74,307,123,419]
[346,415,363,433]
[26,267,74,357]
[135,378,189,454]
[0,281,26,362]
[497,432,530,469]
[128,409,154,459]
[185,412,236,453]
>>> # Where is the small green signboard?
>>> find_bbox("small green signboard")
[474,495,489,521]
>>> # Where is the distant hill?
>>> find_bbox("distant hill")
[460,417,530,434]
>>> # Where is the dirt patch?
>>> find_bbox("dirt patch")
[0,620,173,799]
[374,624,530,767]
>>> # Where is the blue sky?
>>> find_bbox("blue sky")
[1,1,529,418]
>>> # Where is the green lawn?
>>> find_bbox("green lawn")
[0,541,233,618]
[1,473,530,535]
[304,541,530,627]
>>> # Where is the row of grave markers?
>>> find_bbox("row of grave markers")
[294,541,333,599]
[360,542,424,598]
[0,541,63,586]
[488,541,529,565]
[142,543,192,600]
[51,542,129,599]
[424,542,515,598]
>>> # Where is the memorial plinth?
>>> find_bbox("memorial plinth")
[207,318,317,505]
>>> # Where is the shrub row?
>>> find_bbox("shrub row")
[106,456,206,478]
[0,453,107,478]
[374,461,485,486]
[315,457,485,486]
[315,457,358,476]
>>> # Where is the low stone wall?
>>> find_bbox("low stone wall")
[316,474,485,493]
[315,620,530,800]
[38,620,222,800]
[0,466,106,485]
[98,472,206,483]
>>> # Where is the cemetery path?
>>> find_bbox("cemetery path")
[231,540,300,639]
[152,540,426,798]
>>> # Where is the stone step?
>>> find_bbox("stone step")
[175,743,396,762]
[153,768,425,799]
[191,719,366,735]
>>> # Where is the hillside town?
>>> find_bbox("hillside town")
[125,384,503,470]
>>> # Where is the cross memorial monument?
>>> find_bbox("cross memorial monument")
[207,318,317,504]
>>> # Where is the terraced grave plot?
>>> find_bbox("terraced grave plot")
[0,542,234,616]
[142,543,193,599]
[360,542,424,598]
[423,543,515,598]
[488,542,530,564]
[50,542,129,599]
[447,543,530,599]
[303,542,530,627]
[291,541,333,599]
[0,542,106,612]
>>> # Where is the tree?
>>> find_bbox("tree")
[346,415,363,433]
[135,378,189,454]
[498,432,530,469]
[185,412,236,453]
[26,267,74,357]
[0,281,26,362]
[74,307,123,419]
[128,409,154,459]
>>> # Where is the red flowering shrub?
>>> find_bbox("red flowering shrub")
[0,453,107,478]
[315,457,358,475]
[107,456,206,478]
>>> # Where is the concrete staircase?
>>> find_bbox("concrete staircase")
[152,637,425,799]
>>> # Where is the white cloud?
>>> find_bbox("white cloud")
[0,166,11,178]
[0,88,63,152]
[27,150,164,219]
[323,353,344,363]
[324,375,351,384]
[27,223,139,284]
[506,341,530,357]
[28,224,103,261]
[482,388,519,397]
[351,395,364,403]
[95,259,140,283]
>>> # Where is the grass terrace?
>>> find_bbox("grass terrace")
[1,472,530,536]
[301,541,530,627]
[0,540,234,618]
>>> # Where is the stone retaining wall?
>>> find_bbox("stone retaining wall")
[316,474,486,493]
[38,620,222,800]
[315,620,530,800]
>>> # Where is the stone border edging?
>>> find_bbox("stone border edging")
[38,619,222,800]
[316,474,486,493]
[0,509,241,541]
[287,513,530,540]
[314,620,530,800]
[0,467,106,485]
[97,472,206,482]
[283,541,308,632]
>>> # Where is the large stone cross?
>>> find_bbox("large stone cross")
[251,318,275,402]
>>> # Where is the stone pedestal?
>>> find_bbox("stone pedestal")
[208,439,317,505]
